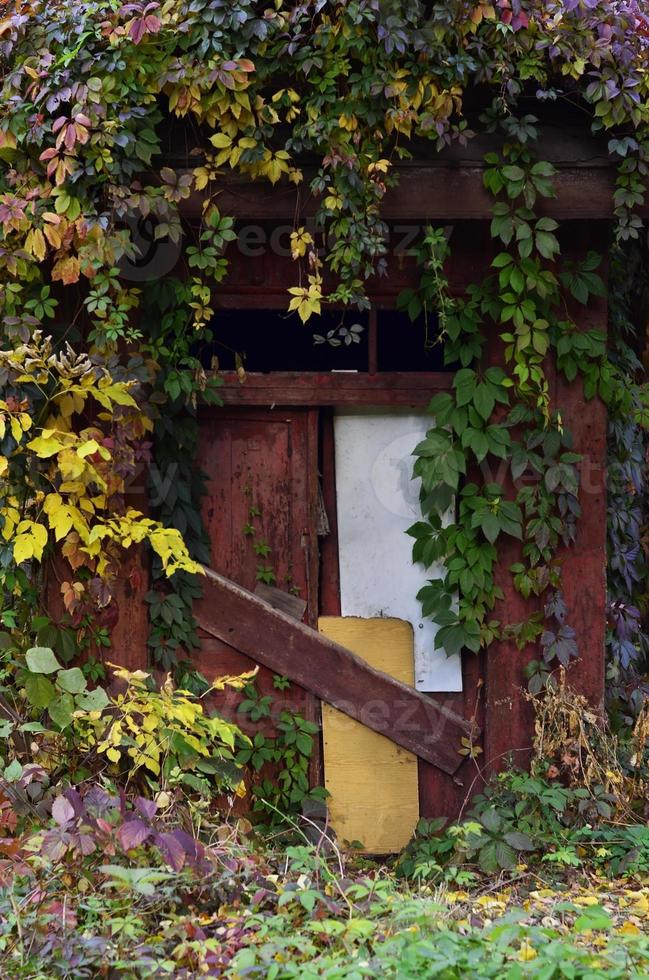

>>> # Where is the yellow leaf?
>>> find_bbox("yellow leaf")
[290,227,313,260]
[95,382,137,408]
[43,222,63,250]
[212,668,258,691]
[27,432,67,458]
[9,416,22,443]
[77,439,101,459]
[31,522,48,560]
[0,456,7,477]
[2,506,18,541]
[518,942,537,962]
[106,747,121,763]
[210,133,232,148]
[13,534,34,564]
[47,503,76,542]
[24,227,47,262]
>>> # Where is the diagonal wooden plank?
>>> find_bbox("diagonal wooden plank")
[196,567,478,775]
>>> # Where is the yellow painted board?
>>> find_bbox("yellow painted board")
[318,616,419,854]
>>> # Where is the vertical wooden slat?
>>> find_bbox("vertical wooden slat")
[319,409,342,617]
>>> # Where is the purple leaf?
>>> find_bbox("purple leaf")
[84,787,117,817]
[154,831,186,871]
[135,797,157,821]
[51,796,75,827]
[118,818,151,851]
[76,833,97,856]
[63,787,84,818]
[42,829,71,860]
[171,828,205,864]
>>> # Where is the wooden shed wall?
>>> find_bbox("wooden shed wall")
[95,141,613,821]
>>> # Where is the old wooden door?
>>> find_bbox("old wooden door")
[193,408,320,745]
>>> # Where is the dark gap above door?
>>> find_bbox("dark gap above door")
[197,309,448,373]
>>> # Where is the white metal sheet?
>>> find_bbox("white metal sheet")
[334,409,461,692]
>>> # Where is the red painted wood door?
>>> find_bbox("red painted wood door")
[193,408,320,752]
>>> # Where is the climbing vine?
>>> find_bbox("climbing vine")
[0,0,648,704]
[406,140,613,691]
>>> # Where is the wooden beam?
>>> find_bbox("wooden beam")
[254,583,307,620]
[196,567,475,774]
[212,371,452,407]
[181,166,629,222]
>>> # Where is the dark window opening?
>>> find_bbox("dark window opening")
[200,309,369,372]
[377,310,445,373]
[198,307,449,373]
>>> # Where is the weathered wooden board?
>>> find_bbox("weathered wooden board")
[214,372,453,407]
[319,617,419,854]
[196,566,475,773]
[180,167,625,222]
[254,583,307,620]
[192,408,321,782]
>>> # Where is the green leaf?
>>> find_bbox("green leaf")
[535,231,559,260]
[495,840,517,869]
[480,807,502,833]
[435,624,465,657]
[3,759,22,782]
[502,165,525,182]
[504,830,536,851]
[473,383,495,421]
[56,629,78,665]
[573,906,612,933]
[478,840,499,873]
[56,667,87,695]
[24,672,56,709]
[48,693,75,729]
[25,647,62,674]
[75,687,110,712]
[454,368,477,407]
[481,512,501,544]
[296,732,313,756]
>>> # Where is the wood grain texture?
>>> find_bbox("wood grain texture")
[192,408,319,764]
[214,372,452,406]
[254,583,307,620]
[195,566,475,773]
[318,617,419,854]
[180,167,626,222]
